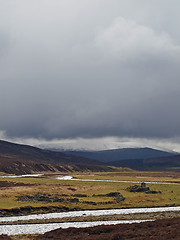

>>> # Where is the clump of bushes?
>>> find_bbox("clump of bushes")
[93,192,125,203]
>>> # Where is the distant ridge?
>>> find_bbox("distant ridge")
[0,140,179,173]
[62,147,177,162]
[61,148,180,171]
[109,154,180,171]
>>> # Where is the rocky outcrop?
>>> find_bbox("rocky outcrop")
[126,182,161,194]
[126,182,150,192]
[16,193,79,203]
[16,192,125,206]
[93,192,125,203]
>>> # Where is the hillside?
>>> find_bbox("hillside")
[62,148,176,162]
[110,155,180,171]
[0,140,117,175]
[0,140,179,173]
[34,217,180,240]
[62,148,180,171]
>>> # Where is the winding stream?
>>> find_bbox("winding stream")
[56,176,180,185]
[1,174,179,185]
[0,206,180,223]
[0,174,43,178]
[0,219,153,235]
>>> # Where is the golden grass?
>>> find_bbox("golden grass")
[11,234,38,240]
[0,172,179,211]
[71,171,180,182]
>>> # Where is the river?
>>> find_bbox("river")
[56,175,180,185]
[0,219,153,235]
[0,206,180,223]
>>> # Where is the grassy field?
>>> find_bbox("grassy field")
[0,171,179,213]
[71,171,180,182]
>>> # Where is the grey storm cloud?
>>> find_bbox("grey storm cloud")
[0,0,180,140]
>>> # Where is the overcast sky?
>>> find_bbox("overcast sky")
[1,0,180,151]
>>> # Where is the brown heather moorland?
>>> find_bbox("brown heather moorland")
[33,217,180,240]
[0,217,180,240]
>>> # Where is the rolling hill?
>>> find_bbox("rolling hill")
[62,148,180,171]
[0,140,179,174]
[62,148,177,162]
[109,155,180,171]
[0,140,117,175]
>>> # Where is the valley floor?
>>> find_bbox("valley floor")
[0,171,179,239]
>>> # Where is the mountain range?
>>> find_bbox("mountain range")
[62,148,176,162]
[0,139,179,174]
[62,148,180,171]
